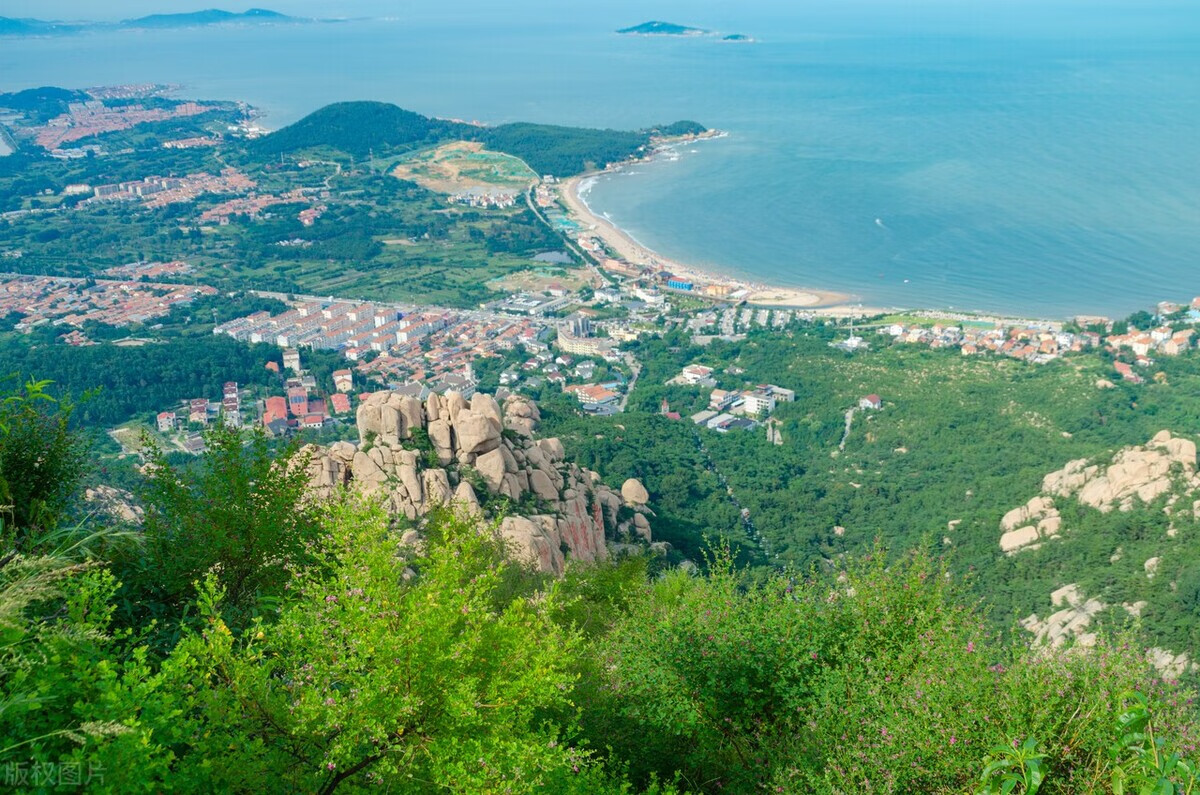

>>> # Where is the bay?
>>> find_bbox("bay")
[1,0,1197,317]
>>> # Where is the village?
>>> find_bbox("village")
[872,299,1200,384]
[0,269,216,332]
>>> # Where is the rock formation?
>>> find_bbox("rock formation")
[304,390,653,574]
[1022,583,1195,679]
[84,485,143,524]
[998,430,1199,554]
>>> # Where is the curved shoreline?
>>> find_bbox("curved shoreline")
[560,163,888,314]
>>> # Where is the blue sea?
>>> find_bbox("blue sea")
[2,0,1199,318]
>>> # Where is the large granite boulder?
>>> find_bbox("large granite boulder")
[621,478,650,506]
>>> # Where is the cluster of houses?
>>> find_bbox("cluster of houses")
[153,355,360,449]
[91,168,255,209]
[199,188,322,225]
[882,322,1097,364]
[27,98,210,151]
[1107,326,1195,360]
[156,381,245,453]
[450,187,518,209]
[0,272,217,335]
[665,364,796,432]
[883,302,1200,383]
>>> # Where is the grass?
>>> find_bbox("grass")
[391,141,537,195]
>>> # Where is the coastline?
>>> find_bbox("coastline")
[558,145,890,315]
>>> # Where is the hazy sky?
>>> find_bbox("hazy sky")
[3,0,1197,38]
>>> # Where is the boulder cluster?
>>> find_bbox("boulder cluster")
[304,390,652,574]
[1022,583,1194,679]
[999,430,1199,554]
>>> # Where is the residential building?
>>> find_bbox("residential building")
[743,391,776,416]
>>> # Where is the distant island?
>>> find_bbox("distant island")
[616,21,754,42]
[0,8,324,36]
[617,21,709,37]
[122,8,299,29]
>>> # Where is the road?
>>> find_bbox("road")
[838,408,856,451]
[616,355,641,413]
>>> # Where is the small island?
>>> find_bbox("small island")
[616,21,709,37]
[616,21,755,43]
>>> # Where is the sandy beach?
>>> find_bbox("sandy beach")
[560,172,878,312]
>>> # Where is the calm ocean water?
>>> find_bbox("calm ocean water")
[2,1,1198,317]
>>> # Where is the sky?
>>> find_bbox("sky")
[4,0,1198,36]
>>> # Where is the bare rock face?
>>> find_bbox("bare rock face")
[452,480,481,516]
[1026,584,1195,680]
[621,478,650,506]
[998,496,1061,554]
[305,390,650,574]
[504,396,540,437]
[500,516,564,575]
[475,448,507,493]
[428,418,453,465]
[454,410,501,456]
[1147,647,1196,680]
[399,396,425,438]
[999,430,1200,554]
[85,485,144,524]
[422,468,452,508]
[529,469,559,502]
[471,392,503,431]
[1022,586,1105,650]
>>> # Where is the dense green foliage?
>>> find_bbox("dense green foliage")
[250,99,702,177]
[0,378,88,543]
[117,425,321,637]
[252,101,466,159]
[0,382,1196,793]
[649,121,708,137]
[542,324,1200,658]
[480,123,647,177]
[0,86,88,122]
[0,333,283,427]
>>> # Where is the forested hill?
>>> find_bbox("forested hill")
[252,100,707,177]
[251,101,467,159]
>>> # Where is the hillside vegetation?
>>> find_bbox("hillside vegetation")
[541,323,1200,660]
[0,380,1196,793]
[252,100,707,177]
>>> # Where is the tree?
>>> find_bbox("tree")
[124,424,319,632]
[0,378,88,547]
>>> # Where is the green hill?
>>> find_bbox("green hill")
[0,86,90,123]
[617,20,709,36]
[253,100,708,177]
[251,101,464,159]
